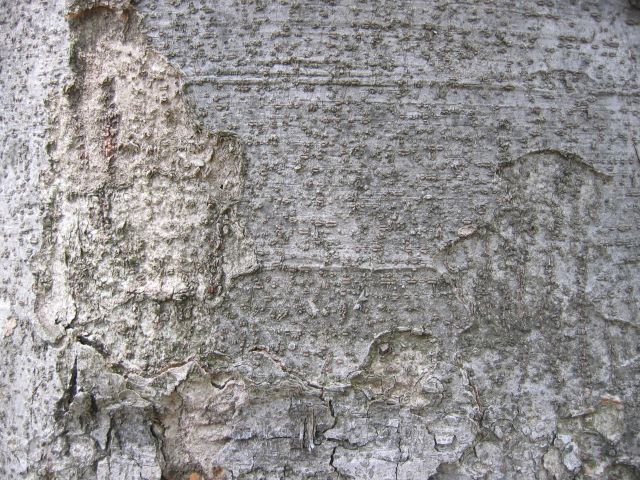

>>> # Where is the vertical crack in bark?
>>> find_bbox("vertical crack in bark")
[55,355,78,421]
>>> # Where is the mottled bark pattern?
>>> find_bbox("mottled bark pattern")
[1,1,639,479]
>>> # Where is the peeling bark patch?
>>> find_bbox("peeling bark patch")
[328,330,479,478]
[35,5,256,478]
[143,330,479,479]
[38,6,256,370]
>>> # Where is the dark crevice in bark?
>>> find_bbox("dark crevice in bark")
[76,334,110,358]
[55,355,78,421]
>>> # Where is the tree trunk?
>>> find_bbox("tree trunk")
[1,0,639,478]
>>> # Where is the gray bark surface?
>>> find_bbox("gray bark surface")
[1,0,639,479]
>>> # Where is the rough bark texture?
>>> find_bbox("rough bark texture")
[1,1,639,479]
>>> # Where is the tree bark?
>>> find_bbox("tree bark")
[1,0,639,478]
